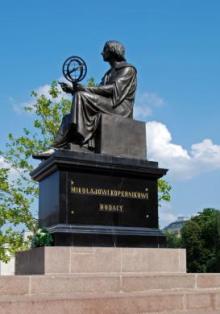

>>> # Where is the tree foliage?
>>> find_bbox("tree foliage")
[31,228,54,248]
[181,208,220,272]
[164,230,182,248]
[158,179,171,204]
[0,81,71,262]
[165,208,220,273]
[0,80,171,262]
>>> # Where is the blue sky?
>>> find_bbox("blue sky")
[1,0,220,226]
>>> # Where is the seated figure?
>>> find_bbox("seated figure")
[34,41,137,159]
[55,40,137,150]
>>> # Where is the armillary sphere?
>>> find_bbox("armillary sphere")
[62,56,87,84]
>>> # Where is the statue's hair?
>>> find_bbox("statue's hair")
[104,40,126,61]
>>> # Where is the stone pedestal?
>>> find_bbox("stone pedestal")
[7,247,220,314]
[31,150,167,247]
[15,247,186,275]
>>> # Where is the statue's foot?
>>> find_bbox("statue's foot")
[69,143,91,152]
[53,138,68,148]
[32,148,55,160]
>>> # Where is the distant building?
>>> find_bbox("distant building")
[163,216,189,236]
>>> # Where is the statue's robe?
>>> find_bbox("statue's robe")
[54,62,137,148]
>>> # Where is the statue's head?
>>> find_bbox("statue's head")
[102,40,126,62]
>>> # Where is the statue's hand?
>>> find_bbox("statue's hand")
[59,82,73,94]
[74,83,85,92]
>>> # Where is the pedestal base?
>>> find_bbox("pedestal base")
[48,224,166,247]
[15,247,186,275]
[9,247,220,314]
[31,150,167,247]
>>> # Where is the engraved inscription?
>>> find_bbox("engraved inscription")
[99,203,124,213]
[70,180,149,200]
[68,173,156,228]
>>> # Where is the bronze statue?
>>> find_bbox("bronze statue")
[55,40,137,150]
[33,41,137,159]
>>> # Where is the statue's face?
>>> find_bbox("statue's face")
[101,45,110,62]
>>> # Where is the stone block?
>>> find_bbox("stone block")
[95,114,146,159]
[15,247,45,275]
[15,247,186,275]
[197,274,220,288]
[121,248,186,273]
[0,292,184,314]
[31,275,120,295]
[0,276,29,295]
[215,292,220,309]
[186,293,214,310]
[44,247,70,274]
[16,247,71,275]
[70,247,121,273]
[1,275,220,313]
[122,274,195,292]
[149,311,220,314]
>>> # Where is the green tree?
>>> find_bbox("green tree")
[164,231,182,248]
[158,179,171,204]
[181,208,220,272]
[0,81,71,262]
[0,80,171,262]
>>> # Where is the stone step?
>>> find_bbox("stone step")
[15,247,186,275]
[0,288,220,314]
[1,273,220,297]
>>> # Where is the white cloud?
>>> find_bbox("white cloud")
[191,139,220,164]
[12,79,70,114]
[134,92,165,120]
[146,121,220,180]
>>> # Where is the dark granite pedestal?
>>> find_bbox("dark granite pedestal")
[31,150,167,247]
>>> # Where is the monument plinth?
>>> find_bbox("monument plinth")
[31,149,167,247]
[30,40,168,248]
